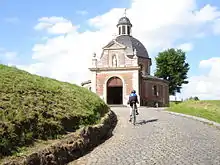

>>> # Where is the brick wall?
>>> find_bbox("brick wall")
[140,79,169,107]
[96,71,134,97]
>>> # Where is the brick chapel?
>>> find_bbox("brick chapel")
[81,15,169,107]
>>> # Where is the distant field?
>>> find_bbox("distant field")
[168,100,220,123]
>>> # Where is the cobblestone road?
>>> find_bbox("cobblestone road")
[69,107,220,165]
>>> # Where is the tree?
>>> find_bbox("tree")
[193,96,199,101]
[188,96,199,101]
[154,48,190,95]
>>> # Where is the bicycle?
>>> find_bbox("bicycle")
[131,101,136,125]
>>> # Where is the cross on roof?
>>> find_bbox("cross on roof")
[112,33,117,39]
[124,8,127,17]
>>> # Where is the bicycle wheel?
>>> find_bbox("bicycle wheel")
[132,103,136,125]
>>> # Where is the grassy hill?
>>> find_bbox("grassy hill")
[168,100,220,123]
[0,64,109,157]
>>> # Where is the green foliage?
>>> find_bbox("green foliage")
[168,100,220,123]
[0,64,109,157]
[154,48,190,95]
[187,96,200,101]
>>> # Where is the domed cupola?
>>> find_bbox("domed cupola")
[117,10,132,36]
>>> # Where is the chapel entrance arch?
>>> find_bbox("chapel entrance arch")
[107,76,123,104]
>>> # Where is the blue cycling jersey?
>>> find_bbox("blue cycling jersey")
[129,93,137,97]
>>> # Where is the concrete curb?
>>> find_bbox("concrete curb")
[164,110,220,130]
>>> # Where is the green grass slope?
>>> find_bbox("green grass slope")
[168,100,220,123]
[0,64,109,157]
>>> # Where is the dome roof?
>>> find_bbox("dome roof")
[117,16,132,27]
[115,35,149,58]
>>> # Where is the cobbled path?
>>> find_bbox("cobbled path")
[69,107,220,165]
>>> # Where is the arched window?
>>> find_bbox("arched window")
[122,26,126,34]
[127,26,130,35]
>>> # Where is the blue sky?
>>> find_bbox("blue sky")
[1,0,220,99]
[0,0,127,63]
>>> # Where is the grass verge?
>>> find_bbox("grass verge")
[0,64,109,158]
[168,100,220,123]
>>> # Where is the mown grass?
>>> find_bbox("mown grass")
[168,100,220,123]
[0,64,109,158]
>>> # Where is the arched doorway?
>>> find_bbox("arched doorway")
[107,76,123,104]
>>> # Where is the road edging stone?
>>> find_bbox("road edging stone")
[2,110,118,165]
[164,110,220,129]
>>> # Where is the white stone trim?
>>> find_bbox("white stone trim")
[132,70,140,107]
[124,52,138,67]
[103,42,126,50]
[99,70,137,74]
[124,52,133,61]
[103,75,126,105]
[91,71,97,93]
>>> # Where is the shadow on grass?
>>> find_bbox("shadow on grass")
[136,119,158,125]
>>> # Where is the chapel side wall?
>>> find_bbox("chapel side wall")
[141,79,169,107]
[138,57,151,75]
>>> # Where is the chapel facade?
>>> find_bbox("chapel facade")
[81,15,169,107]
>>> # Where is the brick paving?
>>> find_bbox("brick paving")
[69,107,220,165]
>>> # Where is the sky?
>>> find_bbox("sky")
[0,0,220,100]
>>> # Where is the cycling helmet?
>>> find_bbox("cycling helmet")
[131,90,136,93]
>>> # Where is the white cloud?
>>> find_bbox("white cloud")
[177,42,193,52]
[17,0,220,99]
[199,57,220,68]
[34,16,79,34]
[200,57,220,79]
[195,4,220,22]
[181,57,220,100]
[76,10,88,15]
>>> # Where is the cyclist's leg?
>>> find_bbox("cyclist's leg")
[130,104,133,116]
[129,104,132,121]
[135,103,139,115]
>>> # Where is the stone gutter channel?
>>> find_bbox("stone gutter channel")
[149,107,220,129]
[2,110,117,165]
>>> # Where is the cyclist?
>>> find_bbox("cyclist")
[127,90,139,122]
